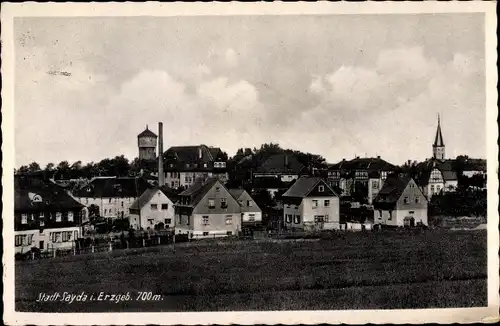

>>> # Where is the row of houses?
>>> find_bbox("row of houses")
[15,167,432,253]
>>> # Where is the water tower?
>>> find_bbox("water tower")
[137,125,157,160]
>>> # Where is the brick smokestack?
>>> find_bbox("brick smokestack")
[158,122,165,186]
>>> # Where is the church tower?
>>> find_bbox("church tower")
[432,114,445,160]
[137,125,158,160]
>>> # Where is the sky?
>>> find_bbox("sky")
[14,13,486,167]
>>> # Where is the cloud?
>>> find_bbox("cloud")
[301,47,485,163]
[225,48,239,67]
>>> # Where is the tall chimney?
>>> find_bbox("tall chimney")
[158,122,165,186]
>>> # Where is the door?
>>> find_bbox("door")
[39,241,44,249]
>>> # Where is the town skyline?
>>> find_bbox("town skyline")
[15,14,486,167]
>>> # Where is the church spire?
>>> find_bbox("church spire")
[433,114,445,160]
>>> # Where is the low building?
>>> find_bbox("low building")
[229,189,262,228]
[373,175,428,227]
[129,186,177,230]
[162,145,228,189]
[175,177,242,238]
[15,175,85,253]
[282,176,340,231]
[72,176,152,219]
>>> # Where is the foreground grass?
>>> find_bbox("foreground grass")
[15,229,487,312]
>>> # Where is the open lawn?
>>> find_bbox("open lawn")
[15,229,487,312]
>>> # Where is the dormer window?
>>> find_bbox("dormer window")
[318,185,324,192]
[68,212,74,222]
[21,214,27,224]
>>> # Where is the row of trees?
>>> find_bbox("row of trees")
[15,156,151,180]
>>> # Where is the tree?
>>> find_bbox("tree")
[27,162,41,173]
[44,162,55,171]
[88,204,100,220]
[252,189,276,212]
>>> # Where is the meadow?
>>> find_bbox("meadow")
[15,229,487,312]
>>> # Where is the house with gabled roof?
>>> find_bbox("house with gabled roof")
[15,175,85,253]
[175,177,242,238]
[229,189,262,228]
[327,156,397,203]
[282,176,340,231]
[414,159,458,198]
[373,174,428,227]
[71,176,152,220]
[162,145,228,189]
[129,185,177,230]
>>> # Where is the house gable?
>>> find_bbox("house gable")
[305,179,338,198]
[395,179,428,209]
[237,190,262,213]
[192,180,241,215]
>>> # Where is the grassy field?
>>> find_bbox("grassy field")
[15,229,487,312]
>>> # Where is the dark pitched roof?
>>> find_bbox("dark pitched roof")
[178,177,220,207]
[15,175,85,212]
[72,177,152,198]
[138,126,157,138]
[255,153,305,174]
[162,145,225,172]
[228,189,245,200]
[414,158,457,186]
[282,176,338,198]
[433,116,445,147]
[373,175,412,206]
[252,176,294,189]
[328,157,396,172]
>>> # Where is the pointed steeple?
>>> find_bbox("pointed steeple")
[433,114,444,147]
[432,114,445,160]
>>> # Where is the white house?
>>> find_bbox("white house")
[229,189,262,227]
[282,176,340,231]
[129,187,176,230]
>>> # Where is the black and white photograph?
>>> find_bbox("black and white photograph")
[2,2,498,325]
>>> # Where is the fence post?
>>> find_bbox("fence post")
[109,242,113,252]
[158,236,160,245]
[53,248,56,258]
[91,245,95,253]
[126,241,129,249]
[142,238,145,247]
[73,246,76,256]
[31,251,35,260]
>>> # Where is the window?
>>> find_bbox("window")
[56,212,62,222]
[403,197,409,204]
[204,163,207,168]
[415,197,420,204]
[248,214,255,222]
[325,215,329,222]
[15,234,33,247]
[215,187,220,192]
[372,180,379,189]
[40,212,44,218]
[40,220,45,227]
[208,199,215,209]
[247,200,253,207]
[148,219,154,225]
[121,201,124,207]
[51,232,62,243]
[171,182,175,187]
[161,204,169,210]
[21,214,27,224]
[202,216,209,225]
[324,200,330,207]
[314,216,324,223]
[430,185,435,194]
[388,211,393,221]
[74,230,79,239]
[164,218,172,225]
[312,200,318,208]
[285,214,292,223]
[104,209,107,215]
[203,232,209,236]
[294,215,301,224]
[318,185,324,192]
[221,198,228,209]
[378,210,382,218]
[62,231,73,242]
[68,212,74,222]
[151,204,158,210]
[225,217,233,225]
[409,211,415,214]
[227,231,233,236]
